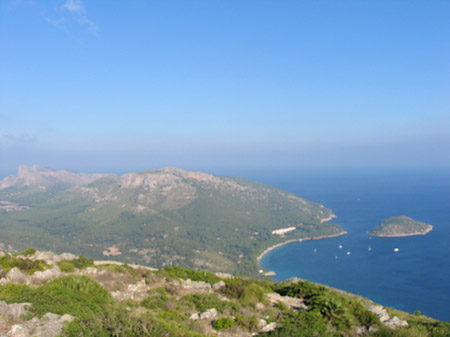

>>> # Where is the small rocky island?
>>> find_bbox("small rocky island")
[368,216,433,237]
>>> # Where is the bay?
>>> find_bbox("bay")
[252,168,450,321]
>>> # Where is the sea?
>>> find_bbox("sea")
[245,168,450,321]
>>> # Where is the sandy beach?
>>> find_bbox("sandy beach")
[257,230,348,264]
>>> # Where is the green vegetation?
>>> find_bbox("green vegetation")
[0,167,344,277]
[57,255,94,272]
[0,251,448,337]
[369,216,432,237]
[161,266,220,285]
[213,317,236,330]
[0,254,49,275]
[182,294,240,314]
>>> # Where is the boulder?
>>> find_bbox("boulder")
[58,253,77,261]
[267,293,308,310]
[0,301,31,320]
[6,312,74,337]
[199,308,218,320]
[32,268,61,282]
[5,268,26,283]
[212,280,226,290]
[182,279,212,292]
[261,322,277,332]
[189,308,218,320]
[367,305,408,329]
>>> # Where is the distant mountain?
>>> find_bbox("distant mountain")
[0,165,113,191]
[0,166,345,275]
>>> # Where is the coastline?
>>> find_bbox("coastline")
[256,230,347,264]
[369,225,433,238]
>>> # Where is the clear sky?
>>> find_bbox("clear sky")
[1,0,449,176]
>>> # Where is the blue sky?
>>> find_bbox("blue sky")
[1,0,449,176]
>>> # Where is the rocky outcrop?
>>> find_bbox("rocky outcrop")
[0,301,74,337]
[189,308,218,321]
[5,312,74,337]
[111,280,150,301]
[266,292,308,310]
[368,305,408,329]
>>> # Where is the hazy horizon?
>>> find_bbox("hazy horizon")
[1,0,449,175]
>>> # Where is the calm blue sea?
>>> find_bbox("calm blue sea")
[251,168,450,321]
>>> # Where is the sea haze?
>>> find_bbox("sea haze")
[253,168,450,321]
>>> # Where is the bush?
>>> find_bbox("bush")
[20,248,36,256]
[182,294,240,314]
[162,266,220,285]
[213,317,236,330]
[260,310,330,337]
[57,260,75,273]
[71,256,94,269]
[0,255,49,275]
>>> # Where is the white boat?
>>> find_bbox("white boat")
[368,246,372,251]
[394,248,399,252]
[346,251,351,255]
[338,245,343,249]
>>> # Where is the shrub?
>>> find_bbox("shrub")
[57,260,75,273]
[71,256,94,269]
[182,294,240,314]
[0,255,49,275]
[260,310,329,337]
[162,266,220,285]
[20,248,36,256]
[213,317,236,330]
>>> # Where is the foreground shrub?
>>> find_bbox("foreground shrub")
[213,317,236,330]
[162,266,220,285]
[0,255,49,275]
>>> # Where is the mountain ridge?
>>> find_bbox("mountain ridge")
[0,165,343,276]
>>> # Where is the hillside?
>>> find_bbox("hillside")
[0,166,345,276]
[0,249,448,337]
[368,216,433,237]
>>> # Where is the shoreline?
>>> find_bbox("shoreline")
[369,225,433,238]
[256,230,348,264]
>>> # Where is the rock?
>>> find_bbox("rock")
[111,280,150,302]
[385,316,408,329]
[5,312,74,337]
[255,302,265,311]
[58,253,77,261]
[199,308,218,320]
[5,268,25,283]
[215,272,233,279]
[32,268,61,281]
[127,280,148,293]
[368,305,408,329]
[261,322,277,332]
[83,267,97,275]
[212,280,226,290]
[7,324,31,337]
[267,293,308,310]
[258,319,267,328]
[0,301,31,320]
[31,252,57,265]
[189,308,218,321]
[182,279,212,292]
